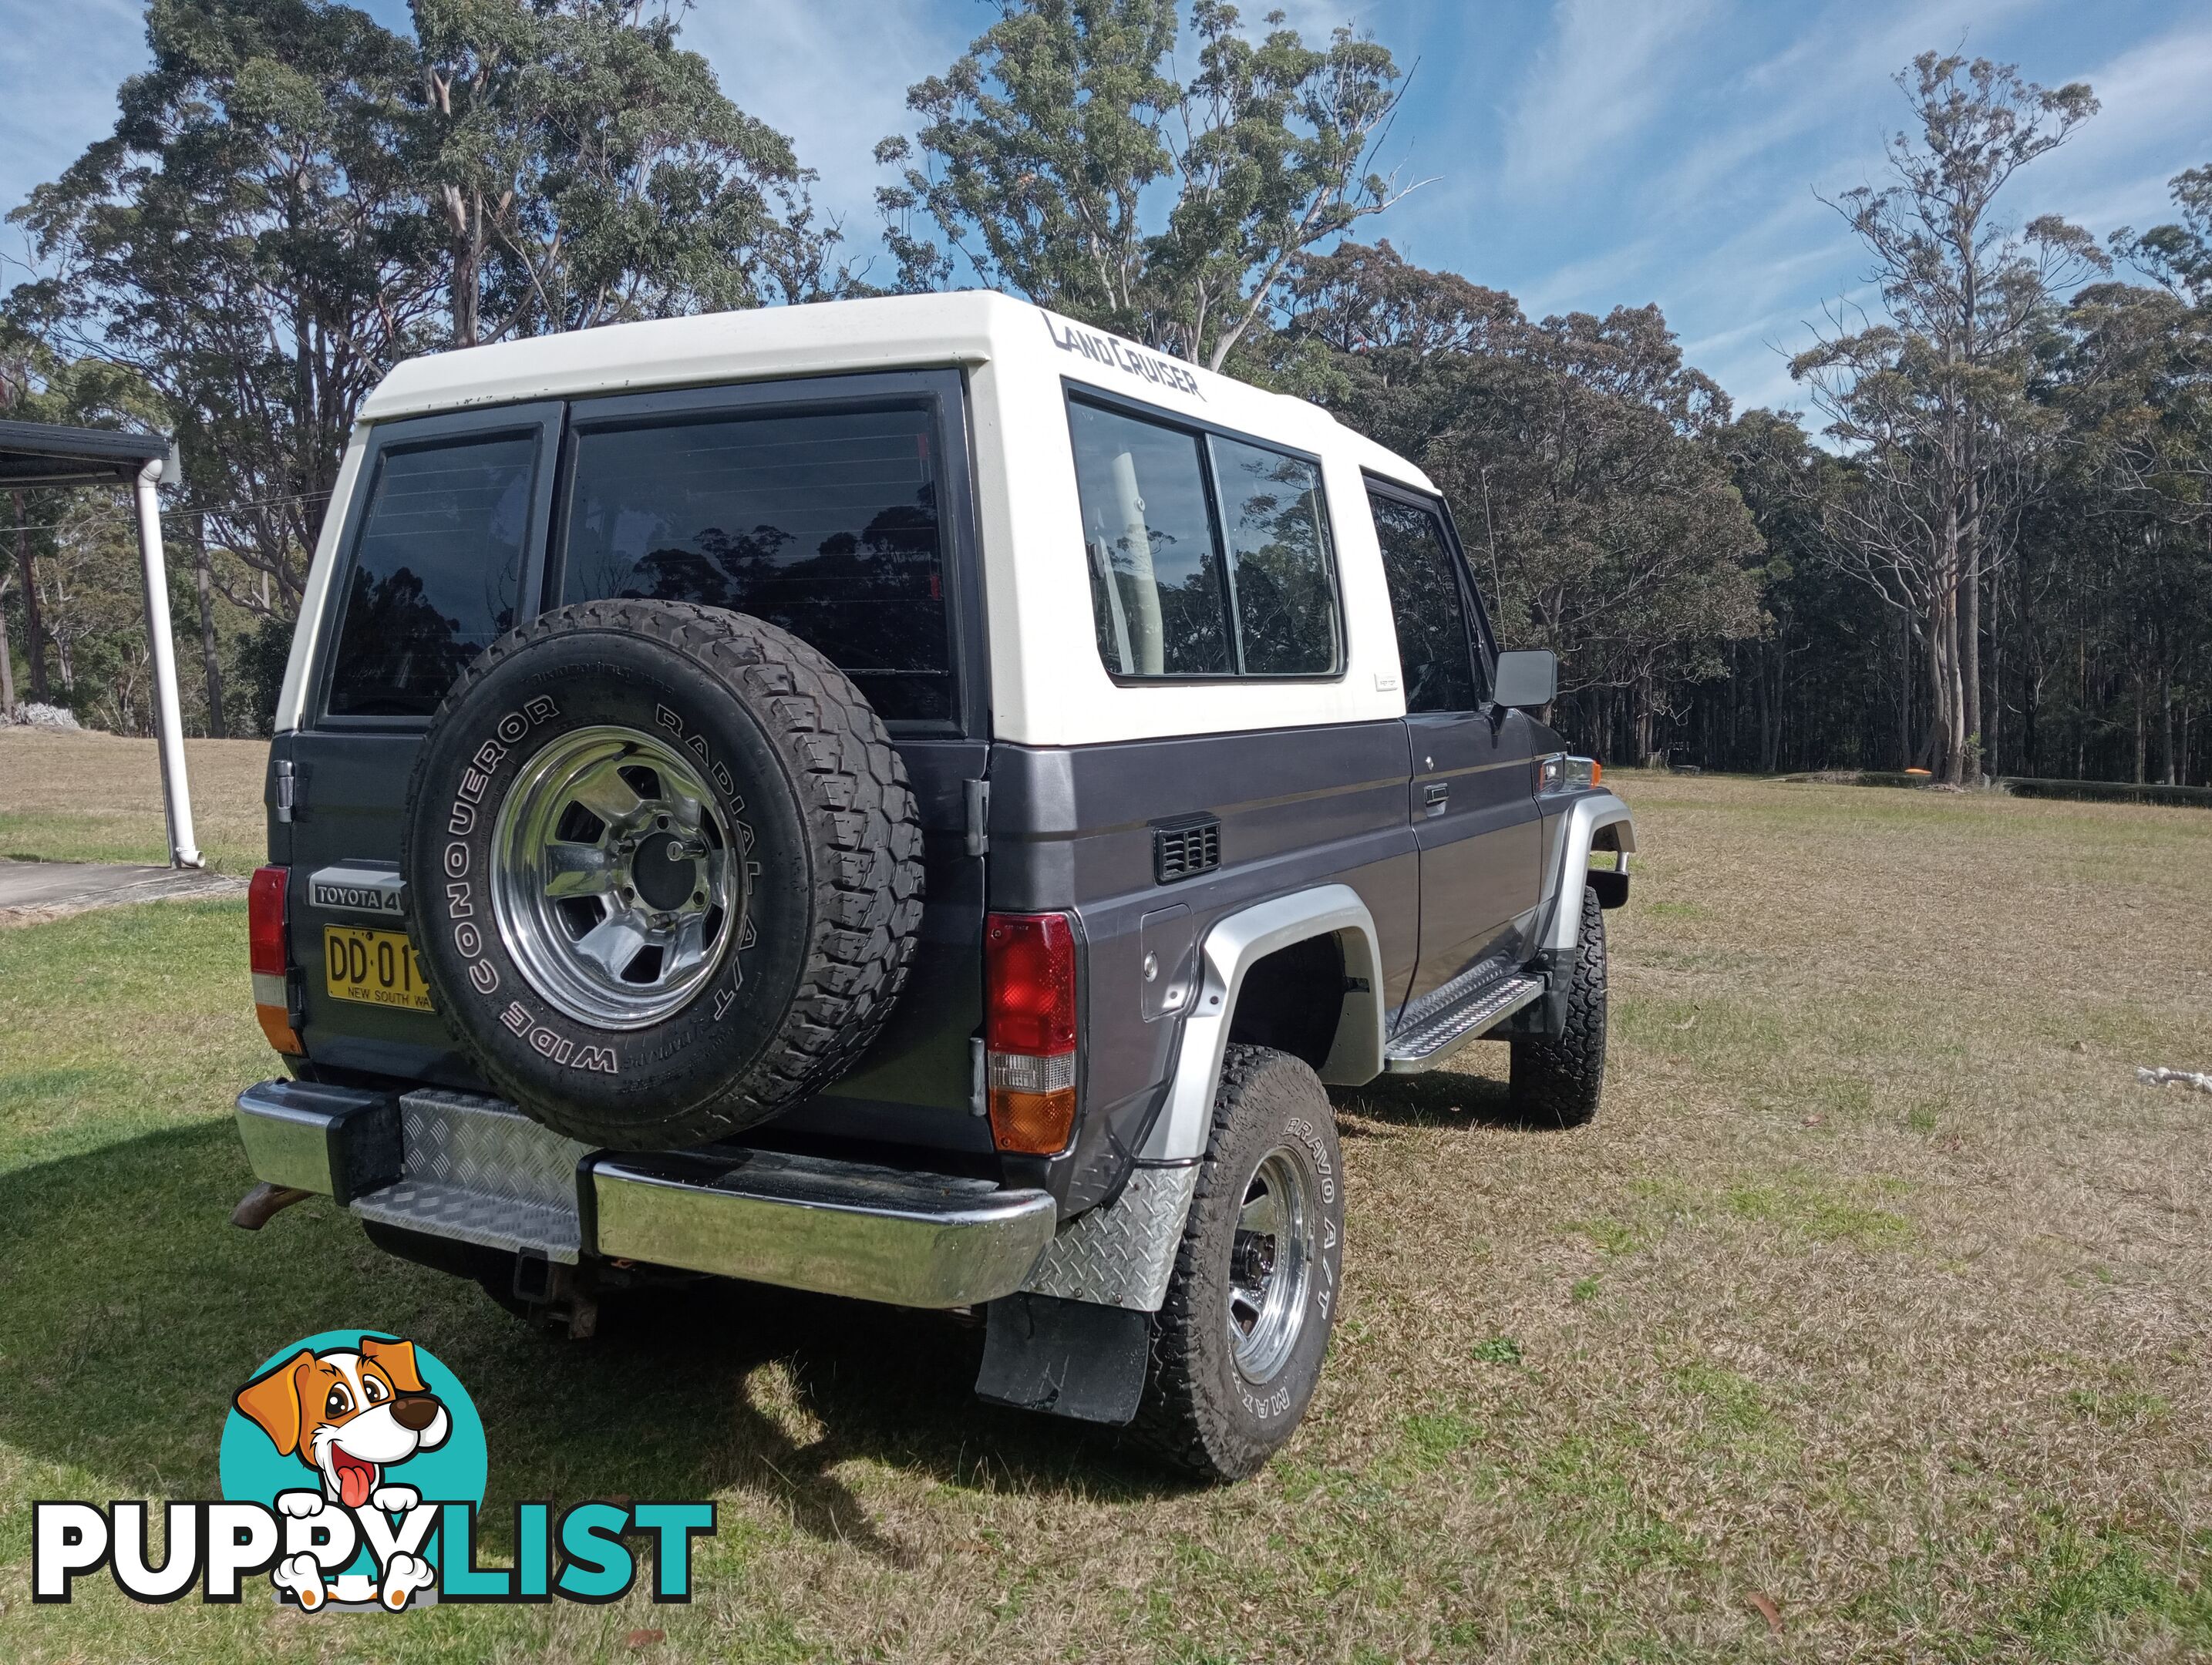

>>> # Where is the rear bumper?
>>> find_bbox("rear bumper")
[234,1080,1056,1310]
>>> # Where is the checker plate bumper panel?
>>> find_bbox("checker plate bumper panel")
[1018,1162,1200,1311]
[348,1090,591,1263]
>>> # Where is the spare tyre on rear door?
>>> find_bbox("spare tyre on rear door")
[401,598,924,1149]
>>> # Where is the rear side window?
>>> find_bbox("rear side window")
[1071,397,1340,680]
[1211,436,1340,675]
[325,434,537,718]
[1071,402,1231,676]
[1370,492,1478,714]
[560,405,951,722]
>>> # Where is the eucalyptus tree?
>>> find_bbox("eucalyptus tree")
[877,0,1410,370]
[2039,274,2212,782]
[1274,240,1766,762]
[1793,52,2101,782]
[6,0,437,623]
[2121,166,2212,306]
[414,0,838,348]
[1716,410,1885,773]
[8,0,838,646]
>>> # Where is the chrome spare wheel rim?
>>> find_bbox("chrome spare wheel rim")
[491,725,740,1030]
[1228,1146,1319,1384]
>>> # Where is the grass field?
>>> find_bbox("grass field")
[2,733,2210,1661]
[0,727,271,872]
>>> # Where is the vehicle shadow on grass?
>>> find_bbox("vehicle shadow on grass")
[1332,1067,1525,1132]
[0,1120,1187,1571]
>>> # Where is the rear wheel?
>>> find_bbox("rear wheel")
[1130,1046,1344,1482]
[1509,884,1608,1127]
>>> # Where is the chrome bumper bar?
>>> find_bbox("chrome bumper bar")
[234,1080,1056,1310]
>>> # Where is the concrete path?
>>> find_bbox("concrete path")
[0,859,247,925]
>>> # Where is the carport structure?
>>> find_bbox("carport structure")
[0,419,200,868]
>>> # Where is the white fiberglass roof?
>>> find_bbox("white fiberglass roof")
[353,290,1433,493]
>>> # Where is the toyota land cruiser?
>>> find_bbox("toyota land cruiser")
[232,291,1635,1481]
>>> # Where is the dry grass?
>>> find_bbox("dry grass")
[0,726,270,872]
[2,767,2209,1661]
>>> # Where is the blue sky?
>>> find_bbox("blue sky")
[2,0,2207,420]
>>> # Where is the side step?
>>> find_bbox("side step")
[1384,970,1546,1073]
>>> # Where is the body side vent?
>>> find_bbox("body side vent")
[1153,814,1221,885]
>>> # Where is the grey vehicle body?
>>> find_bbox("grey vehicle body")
[234,291,1633,1426]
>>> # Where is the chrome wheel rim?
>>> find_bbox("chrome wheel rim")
[1227,1147,1318,1384]
[490,725,739,1029]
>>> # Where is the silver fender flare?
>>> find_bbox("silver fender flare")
[1138,883,1384,1165]
[1539,789,1637,955]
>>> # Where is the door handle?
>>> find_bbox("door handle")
[1422,782,1449,817]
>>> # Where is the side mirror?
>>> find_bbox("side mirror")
[1491,649,1557,711]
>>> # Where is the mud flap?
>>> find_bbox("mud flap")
[975,1292,1150,1425]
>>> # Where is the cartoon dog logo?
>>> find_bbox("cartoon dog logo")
[232,1336,451,1610]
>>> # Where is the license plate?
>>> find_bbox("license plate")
[323,925,435,1012]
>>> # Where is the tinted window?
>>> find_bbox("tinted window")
[326,434,537,718]
[1070,399,1342,679]
[1212,436,1339,675]
[561,405,951,722]
[1071,401,1231,677]
[1371,493,1477,713]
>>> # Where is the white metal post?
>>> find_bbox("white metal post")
[134,456,203,869]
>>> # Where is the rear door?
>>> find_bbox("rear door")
[281,375,991,1157]
[548,372,990,1154]
[1367,481,1542,1008]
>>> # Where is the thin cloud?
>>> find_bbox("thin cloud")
[680,0,973,265]
[1501,0,1721,197]
[1,0,2205,424]
[0,0,143,224]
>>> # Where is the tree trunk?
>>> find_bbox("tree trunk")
[2018,550,2037,775]
[190,516,227,738]
[1759,640,1779,773]
[12,490,48,701]
[2134,677,2147,785]
[1916,613,1942,772]
[0,572,14,715]
[1898,607,1914,771]
[454,214,480,349]
[2161,665,2175,786]
[2076,630,2087,779]
[1937,526,1967,786]
[1961,485,1982,782]
[1986,580,2003,779]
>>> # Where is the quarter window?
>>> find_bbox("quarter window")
[1211,436,1340,675]
[1072,402,1231,676]
[326,433,537,718]
[560,405,952,722]
[1071,398,1341,680]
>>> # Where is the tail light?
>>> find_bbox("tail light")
[248,866,303,1055]
[984,911,1077,1155]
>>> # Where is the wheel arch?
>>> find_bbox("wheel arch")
[1540,790,1636,956]
[1138,883,1384,1164]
